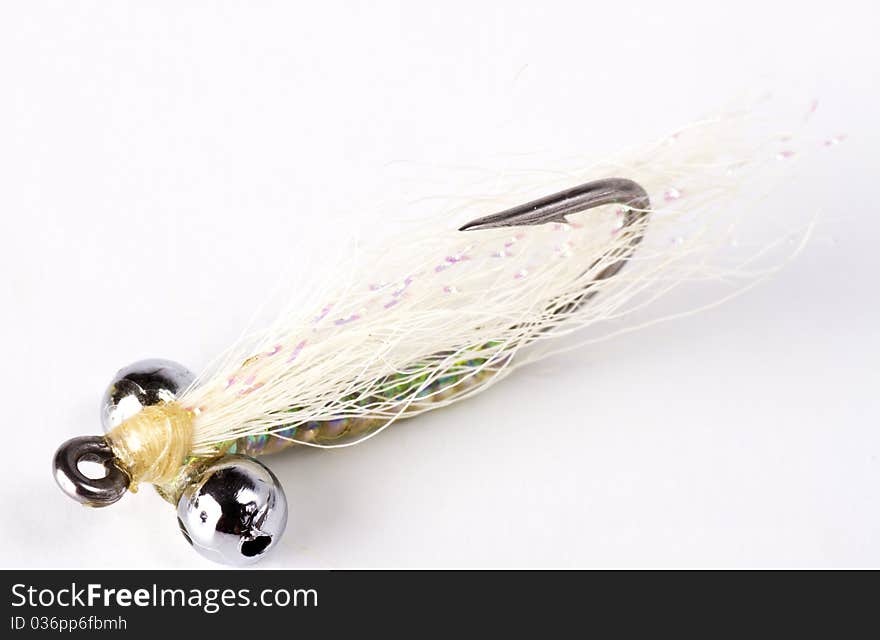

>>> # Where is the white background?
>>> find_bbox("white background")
[1,1,877,568]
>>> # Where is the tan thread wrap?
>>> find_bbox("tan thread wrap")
[107,402,194,491]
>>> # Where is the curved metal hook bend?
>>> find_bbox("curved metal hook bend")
[460,177,651,311]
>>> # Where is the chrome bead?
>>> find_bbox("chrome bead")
[176,455,288,565]
[101,358,195,432]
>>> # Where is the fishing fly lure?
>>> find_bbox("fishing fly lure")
[52,109,825,564]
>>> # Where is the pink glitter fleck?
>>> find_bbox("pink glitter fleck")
[266,345,282,356]
[239,383,264,397]
[334,314,361,326]
[224,377,236,390]
[384,299,399,309]
[438,254,469,271]
[555,241,573,256]
[314,304,333,324]
[393,276,414,297]
[287,340,307,363]
[443,285,458,294]
[824,134,847,147]
[777,150,796,160]
[664,187,682,202]
[514,269,528,280]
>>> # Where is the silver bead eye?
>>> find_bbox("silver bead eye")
[176,455,288,566]
[101,358,195,432]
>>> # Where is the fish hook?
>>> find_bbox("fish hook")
[460,177,651,312]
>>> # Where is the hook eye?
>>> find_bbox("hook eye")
[53,436,130,507]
